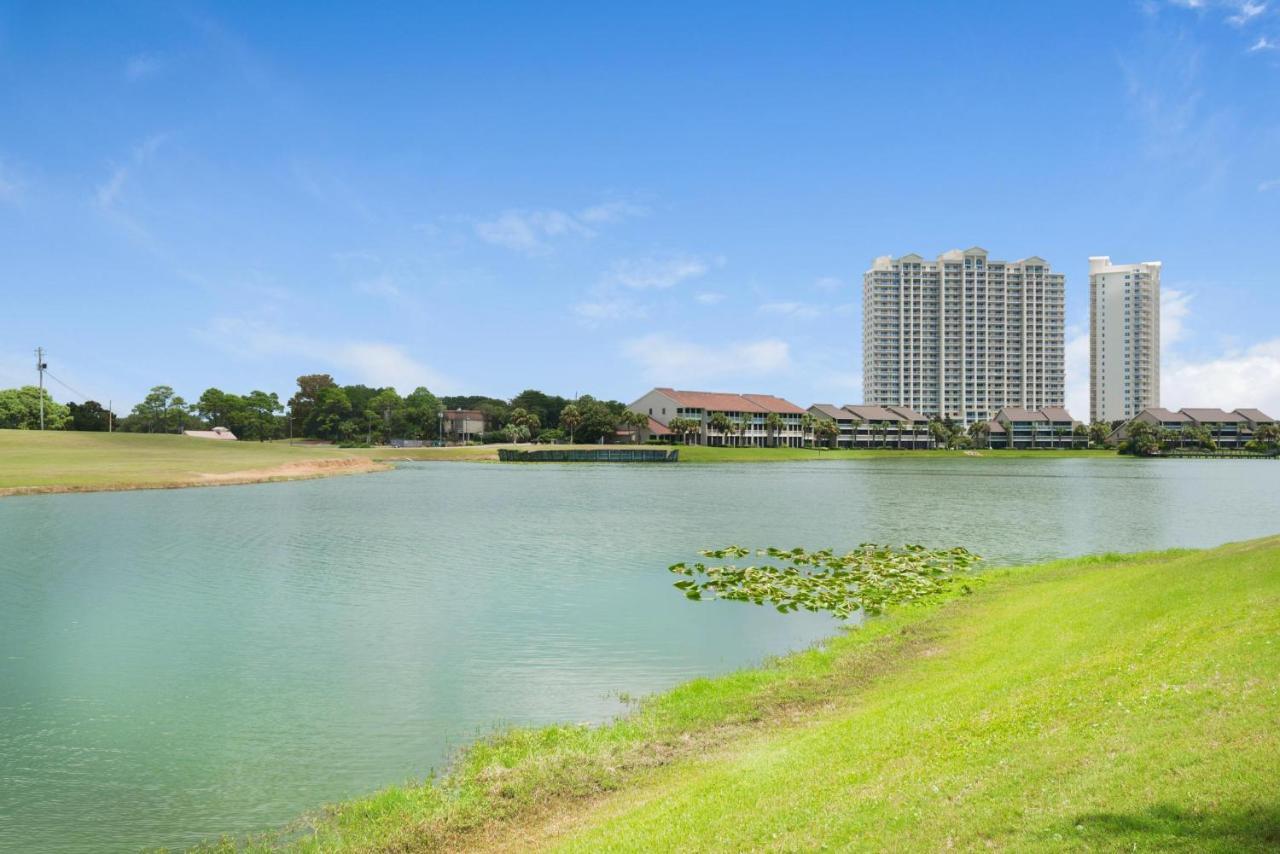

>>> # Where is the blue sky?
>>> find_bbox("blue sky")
[2,0,1279,415]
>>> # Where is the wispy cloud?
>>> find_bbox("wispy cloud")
[125,53,164,81]
[1259,177,1280,190]
[604,254,718,289]
[759,301,823,320]
[201,316,455,393]
[353,276,401,299]
[814,276,844,292]
[1162,288,1193,345]
[695,292,726,305]
[623,333,791,384]
[1247,35,1278,50]
[1228,0,1268,25]
[474,200,646,253]
[0,158,22,204]
[572,296,650,325]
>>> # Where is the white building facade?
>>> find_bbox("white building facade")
[862,247,1066,424]
[1089,256,1161,424]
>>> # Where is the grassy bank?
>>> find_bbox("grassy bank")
[0,429,383,495]
[231,535,1279,852]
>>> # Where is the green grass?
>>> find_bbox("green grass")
[233,536,1280,852]
[0,429,369,492]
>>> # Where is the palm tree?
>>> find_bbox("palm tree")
[558,404,583,444]
[620,410,647,443]
[799,412,815,448]
[967,420,990,449]
[815,418,839,448]
[738,415,753,448]
[708,412,733,447]
[764,412,784,448]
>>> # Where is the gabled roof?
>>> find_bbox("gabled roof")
[995,407,1047,422]
[1234,408,1274,424]
[885,405,929,424]
[1181,408,1245,423]
[742,394,806,415]
[1141,408,1191,423]
[987,419,1006,433]
[654,388,768,413]
[808,403,851,420]
[646,416,671,436]
[1040,406,1076,423]
[843,404,906,423]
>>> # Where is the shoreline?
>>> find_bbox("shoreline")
[0,456,390,498]
[211,535,1280,852]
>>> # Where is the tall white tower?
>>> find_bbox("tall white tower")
[862,248,1066,423]
[1089,256,1161,424]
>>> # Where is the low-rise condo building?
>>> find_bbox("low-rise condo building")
[1111,407,1276,450]
[442,409,487,442]
[985,406,1083,450]
[630,388,808,446]
[806,404,934,448]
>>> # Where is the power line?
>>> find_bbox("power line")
[43,369,93,402]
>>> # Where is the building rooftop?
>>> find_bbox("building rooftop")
[843,405,906,422]
[1181,408,1246,423]
[1234,408,1275,424]
[808,403,850,420]
[1142,408,1191,423]
[741,394,807,415]
[886,405,929,423]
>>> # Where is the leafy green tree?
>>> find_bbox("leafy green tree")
[1118,420,1161,456]
[1088,421,1112,448]
[129,385,175,433]
[243,390,283,441]
[66,400,111,431]
[570,396,625,444]
[0,386,70,429]
[367,388,404,443]
[196,388,232,427]
[619,409,648,443]
[558,404,583,443]
[289,374,337,436]
[403,387,441,439]
[967,420,990,449]
[814,417,839,448]
[312,386,353,440]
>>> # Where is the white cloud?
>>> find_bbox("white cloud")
[94,132,170,211]
[125,53,163,81]
[1164,339,1280,413]
[353,276,400,299]
[1064,326,1091,421]
[605,254,717,289]
[759,301,823,320]
[577,200,648,224]
[814,276,844,292]
[1259,178,1280,191]
[1162,288,1193,345]
[1248,35,1278,50]
[572,297,649,324]
[0,159,22,204]
[623,333,791,383]
[695,292,726,305]
[473,200,644,253]
[200,317,455,393]
[1228,1,1267,25]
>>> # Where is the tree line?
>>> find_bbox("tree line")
[0,377,638,445]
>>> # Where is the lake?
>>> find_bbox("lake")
[2,458,1278,852]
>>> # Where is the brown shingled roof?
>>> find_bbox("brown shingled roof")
[995,407,1047,422]
[885,405,929,424]
[1143,408,1190,423]
[1040,406,1076,423]
[742,394,806,414]
[1235,408,1275,424]
[654,388,767,413]
[809,403,851,420]
[843,405,906,422]
[1181,408,1245,423]
[646,416,671,435]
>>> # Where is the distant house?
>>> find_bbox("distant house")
[1111,407,1275,450]
[986,407,1082,449]
[629,388,808,446]
[183,426,237,441]
[442,409,486,443]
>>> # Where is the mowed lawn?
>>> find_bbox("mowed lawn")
[284,537,1280,852]
[0,429,360,491]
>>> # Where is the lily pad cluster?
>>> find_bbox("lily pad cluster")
[669,544,982,619]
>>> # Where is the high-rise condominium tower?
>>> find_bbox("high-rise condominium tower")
[1089,256,1161,424]
[862,247,1066,423]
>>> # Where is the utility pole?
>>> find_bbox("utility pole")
[35,347,47,430]
[108,400,114,433]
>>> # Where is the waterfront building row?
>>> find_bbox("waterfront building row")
[1110,407,1276,450]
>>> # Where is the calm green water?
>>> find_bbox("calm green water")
[2,458,1278,852]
